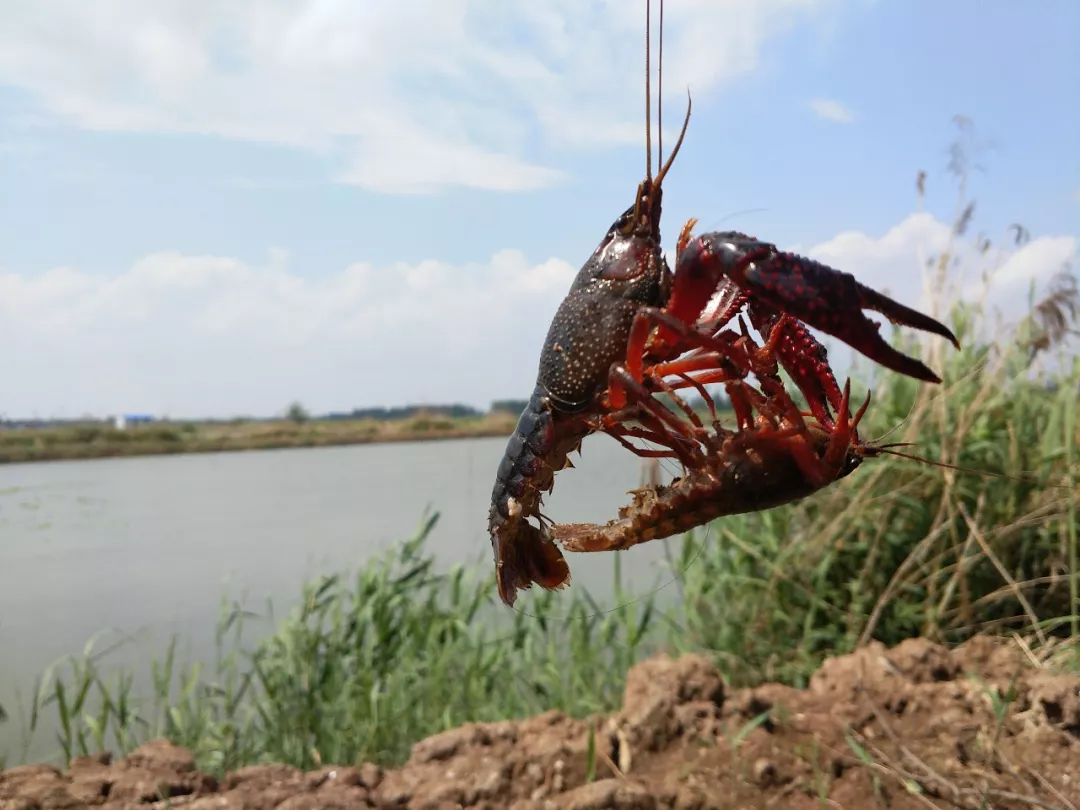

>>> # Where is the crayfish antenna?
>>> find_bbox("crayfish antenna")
[655,92,691,187]
[645,0,653,181]
[866,445,1044,485]
[644,0,689,189]
[657,0,664,169]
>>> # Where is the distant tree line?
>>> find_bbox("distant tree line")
[490,399,529,416]
[323,403,484,421]
[1,387,750,432]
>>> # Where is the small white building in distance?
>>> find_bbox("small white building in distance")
[113,414,154,431]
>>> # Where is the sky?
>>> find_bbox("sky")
[0,0,1077,420]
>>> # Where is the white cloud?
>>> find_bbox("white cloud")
[0,0,842,193]
[0,248,577,419]
[3,211,1073,419]
[802,213,1076,319]
[807,98,856,124]
[336,123,566,195]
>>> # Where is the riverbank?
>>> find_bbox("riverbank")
[3,326,1076,791]
[0,413,521,465]
[0,400,734,465]
[4,637,1077,809]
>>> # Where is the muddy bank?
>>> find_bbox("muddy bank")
[3,636,1078,809]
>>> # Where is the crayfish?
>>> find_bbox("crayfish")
[488,0,958,607]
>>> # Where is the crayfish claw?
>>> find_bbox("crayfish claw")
[856,282,961,350]
[735,249,958,383]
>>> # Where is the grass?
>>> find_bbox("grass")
[0,412,522,465]
[2,121,1078,778]
[10,511,660,772]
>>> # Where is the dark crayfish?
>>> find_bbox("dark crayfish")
[486,102,692,607]
[488,0,960,606]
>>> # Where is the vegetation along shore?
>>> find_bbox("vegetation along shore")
[0,408,516,465]
[0,394,728,465]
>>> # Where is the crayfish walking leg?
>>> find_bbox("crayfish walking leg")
[551,374,874,554]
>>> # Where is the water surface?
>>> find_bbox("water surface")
[0,435,689,762]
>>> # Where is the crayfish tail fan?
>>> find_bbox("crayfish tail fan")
[494,522,571,607]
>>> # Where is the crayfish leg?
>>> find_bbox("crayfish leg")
[823,382,872,470]
[601,365,707,470]
[741,248,956,383]
[747,301,846,431]
[602,422,688,462]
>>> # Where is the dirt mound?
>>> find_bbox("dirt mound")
[3,636,1078,809]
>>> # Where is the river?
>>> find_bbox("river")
[0,434,689,763]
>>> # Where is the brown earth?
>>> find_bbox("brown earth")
[3,637,1079,810]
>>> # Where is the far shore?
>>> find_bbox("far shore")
[0,413,522,465]
[1,395,730,466]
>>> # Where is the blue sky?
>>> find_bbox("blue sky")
[0,0,1077,419]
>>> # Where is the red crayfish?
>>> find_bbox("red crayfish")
[487,0,959,606]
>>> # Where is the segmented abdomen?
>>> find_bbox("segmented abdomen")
[489,384,555,524]
[552,430,862,553]
[487,383,594,605]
